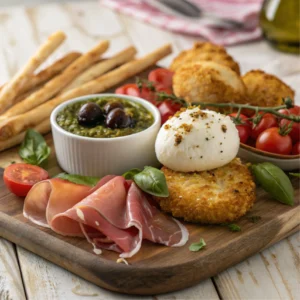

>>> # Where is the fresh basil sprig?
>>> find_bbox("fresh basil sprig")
[289,173,300,178]
[19,129,51,166]
[55,173,100,187]
[251,162,294,206]
[123,166,169,197]
[122,168,142,180]
[189,238,206,252]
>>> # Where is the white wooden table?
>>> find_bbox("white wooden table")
[0,2,299,299]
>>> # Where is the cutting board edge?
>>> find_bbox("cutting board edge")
[0,204,299,295]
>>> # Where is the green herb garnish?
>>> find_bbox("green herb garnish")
[189,238,206,252]
[123,166,169,197]
[289,173,300,178]
[133,166,169,197]
[227,224,241,232]
[55,173,100,187]
[19,129,51,166]
[251,162,294,206]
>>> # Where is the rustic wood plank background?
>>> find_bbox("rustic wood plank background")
[0,1,299,299]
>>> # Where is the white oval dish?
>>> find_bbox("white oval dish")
[50,94,161,177]
[238,143,300,171]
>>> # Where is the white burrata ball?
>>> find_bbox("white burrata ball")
[155,107,239,172]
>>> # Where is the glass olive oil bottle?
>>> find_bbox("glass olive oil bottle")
[260,0,300,54]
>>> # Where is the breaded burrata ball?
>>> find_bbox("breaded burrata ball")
[155,107,240,172]
[173,61,246,105]
[242,70,295,107]
[155,158,256,224]
[170,42,240,75]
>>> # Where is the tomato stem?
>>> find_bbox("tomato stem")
[152,84,299,123]
[158,94,299,122]
[197,102,299,122]
[279,121,294,136]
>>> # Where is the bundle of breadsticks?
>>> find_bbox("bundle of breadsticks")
[0,31,172,152]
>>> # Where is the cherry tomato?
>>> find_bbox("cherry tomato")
[251,113,278,140]
[279,119,300,143]
[256,127,292,155]
[148,68,174,88]
[115,82,173,106]
[157,101,181,124]
[3,163,49,197]
[278,105,300,116]
[229,113,251,143]
[139,86,157,105]
[140,84,173,106]
[292,142,300,155]
[277,105,300,143]
[115,84,140,97]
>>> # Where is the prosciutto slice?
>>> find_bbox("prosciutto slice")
[24,176,188,258]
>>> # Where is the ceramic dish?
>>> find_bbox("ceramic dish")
[238,143,300,171]
[50,94,161,177]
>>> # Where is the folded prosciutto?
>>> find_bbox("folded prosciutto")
[24,176,188,258]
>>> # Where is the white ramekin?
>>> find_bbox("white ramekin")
[50,94,161,177]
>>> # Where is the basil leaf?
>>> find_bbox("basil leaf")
[289,173,300,178]
[122,168,142,180]
[251,162,294,206]
[55,173,100,187]
[228,224,241,232]
[189,238,206,252]
[133,166,169,197]
[19,129,51,166]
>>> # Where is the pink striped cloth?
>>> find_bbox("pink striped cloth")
[100,0,263,45]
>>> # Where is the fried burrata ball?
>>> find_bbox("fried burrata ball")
[170,42,240,75]
[242,70,295,107]
[155,158,256,224]
[173,61,246,105]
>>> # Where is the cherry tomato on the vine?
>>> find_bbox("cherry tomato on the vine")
[278,105,300,116]
[251,113,278,140]
[229,113,251,143]
[256,127,292,155]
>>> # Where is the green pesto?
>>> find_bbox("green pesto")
[56,97,154,138]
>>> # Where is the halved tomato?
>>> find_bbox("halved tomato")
[158,101,181,124]
[3,163,49,197]
[115,84,140,97]
[148,68,174,88]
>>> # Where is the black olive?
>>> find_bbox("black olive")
[103,102,124,115]
[77,102,104,127]
[105,108,133,129]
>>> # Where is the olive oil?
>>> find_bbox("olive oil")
[260,0,300,53]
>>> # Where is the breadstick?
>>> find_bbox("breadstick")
[0,31,66,114]
[0,52,81,95]
[21,52,81,94]
[1,40,109,119]
[0,44,172,140]
[62,46,137,92]
[0,119,50,152]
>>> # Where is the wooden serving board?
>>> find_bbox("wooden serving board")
[0,69,299,295]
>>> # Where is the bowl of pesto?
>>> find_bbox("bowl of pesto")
[50,94,161,177]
